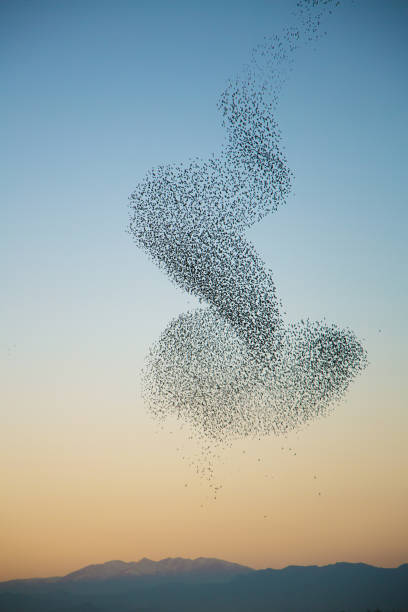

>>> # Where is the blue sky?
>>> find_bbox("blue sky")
[2,0,406,343]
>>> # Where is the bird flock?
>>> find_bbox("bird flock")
[129,0,367,446]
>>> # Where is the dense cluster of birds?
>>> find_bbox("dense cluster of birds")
[143,310,366,442]
[129,0,367,445]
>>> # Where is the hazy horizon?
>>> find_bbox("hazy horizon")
[3,555,407,583]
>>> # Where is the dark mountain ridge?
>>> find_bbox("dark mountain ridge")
[1,558,407,612]
[61,556,253,581]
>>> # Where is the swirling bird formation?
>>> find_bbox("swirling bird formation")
[129,0,367,443]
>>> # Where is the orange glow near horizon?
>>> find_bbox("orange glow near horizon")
[1,381,407,581]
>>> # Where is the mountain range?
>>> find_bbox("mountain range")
[62,556,252,581]
[1,557,407,612]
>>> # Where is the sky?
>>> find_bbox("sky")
[1,0,407,582]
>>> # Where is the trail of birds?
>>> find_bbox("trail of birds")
[129,0,367,453]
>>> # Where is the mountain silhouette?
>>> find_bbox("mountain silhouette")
[0,558,407,612]
[61,556,253,581]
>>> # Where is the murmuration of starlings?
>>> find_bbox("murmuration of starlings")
[129,0,367,444]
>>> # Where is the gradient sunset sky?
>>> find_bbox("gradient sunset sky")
[1,0,407,582]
